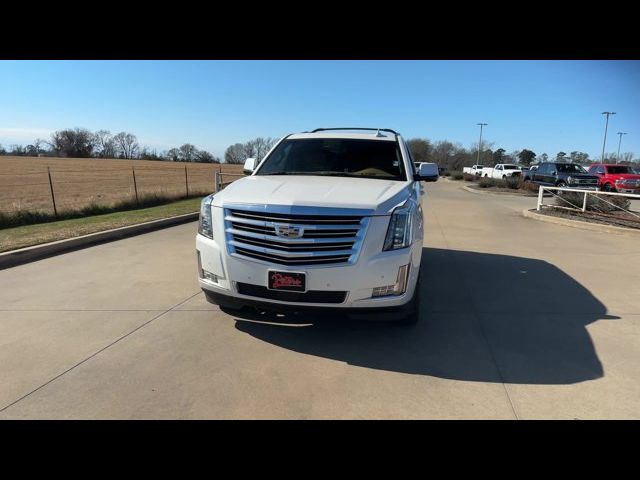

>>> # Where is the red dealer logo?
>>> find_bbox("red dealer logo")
[270,273,302,289]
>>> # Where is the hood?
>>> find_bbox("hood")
[606,173,640,181]
[211,175,412,215]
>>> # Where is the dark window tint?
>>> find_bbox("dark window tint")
[556,164,587,174]
[606,166,631,174]
[256,138,406,181]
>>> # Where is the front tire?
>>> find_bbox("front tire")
[603,183,615,192]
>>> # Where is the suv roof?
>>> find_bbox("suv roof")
[591,163,631,167]
[289,130,398,142]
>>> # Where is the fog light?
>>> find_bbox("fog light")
[372,264,410,298]
[202,270,218,283]
[197,250,219,284]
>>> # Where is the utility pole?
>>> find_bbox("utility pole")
[601,112,616,162]
[616,132,627,164]
[476,123,487,166]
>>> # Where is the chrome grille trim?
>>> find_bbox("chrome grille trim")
[223,204,371,267]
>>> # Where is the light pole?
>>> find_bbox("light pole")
[616,132,627,164]
[476,123,487,166]
[601,112,616,162]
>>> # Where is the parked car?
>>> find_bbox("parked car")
[481,164,522,179]
[463,165,484,175]
[525,162,599,189]
[586,164,640,193]
[196,127,439,324]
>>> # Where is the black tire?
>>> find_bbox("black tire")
[557,181,567,188]
[603,183,615,192]
[502,175,507,180]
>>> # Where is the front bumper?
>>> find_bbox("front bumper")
[614,182,640,193]
[200,287,415,321]
[196,213,422,311]
[566,184,599,190]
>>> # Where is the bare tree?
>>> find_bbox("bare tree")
[178,143,198,162]
[49,128,97,157]
[93,130,117,158]
[225,143,246,164]
[165,148,180,161]
[195,150,220,163]
[113,132,139,159]
[253,137,277,161]
[33,138,46,156]
[407,138,432,163]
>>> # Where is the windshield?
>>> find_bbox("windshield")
[556,164,587,173]
[256,138,406,181]
[607,166,631,174]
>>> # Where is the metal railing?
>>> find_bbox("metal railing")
[214,172,245,192]
[536,186,640,219]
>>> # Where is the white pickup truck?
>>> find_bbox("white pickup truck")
[481,164,522,179]
[196,128,439,324]
[463,165,484,176]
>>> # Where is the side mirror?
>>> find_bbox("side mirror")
[243,157,257,175]
[416,163,439,182]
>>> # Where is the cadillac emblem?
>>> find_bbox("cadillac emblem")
[274,224,304,239]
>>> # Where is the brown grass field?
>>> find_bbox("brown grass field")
[0,156,244,215]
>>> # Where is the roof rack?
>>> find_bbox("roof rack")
[310,127,399,135]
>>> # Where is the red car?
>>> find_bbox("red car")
[587,164,640,193]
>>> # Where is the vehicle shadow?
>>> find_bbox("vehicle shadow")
[230,248,616,385]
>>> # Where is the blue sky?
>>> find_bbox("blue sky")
[0,60,639,160]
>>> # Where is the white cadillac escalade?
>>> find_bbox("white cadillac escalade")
[196,128,438,324]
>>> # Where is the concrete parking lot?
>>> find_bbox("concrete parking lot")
[1,179,639,419]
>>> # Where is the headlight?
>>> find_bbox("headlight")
[383,201,414,251]
[567,176,573,183]
[198,195,214,239]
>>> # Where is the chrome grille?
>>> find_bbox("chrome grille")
[224,206,369,266]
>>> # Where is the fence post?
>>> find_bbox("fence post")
[184,164,189,197]
[47,167,58,217]
[132,167,139,206]
[582,192,588,212]
[214,171,220,193]
[537,185,544,211]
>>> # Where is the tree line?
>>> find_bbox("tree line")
[0,128,222,163]
[2,130,636,167]
[406,138,638,170]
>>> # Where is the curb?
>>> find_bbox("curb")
[0,212,199,270]
[462,185,538,197]
[522,209,640,236]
